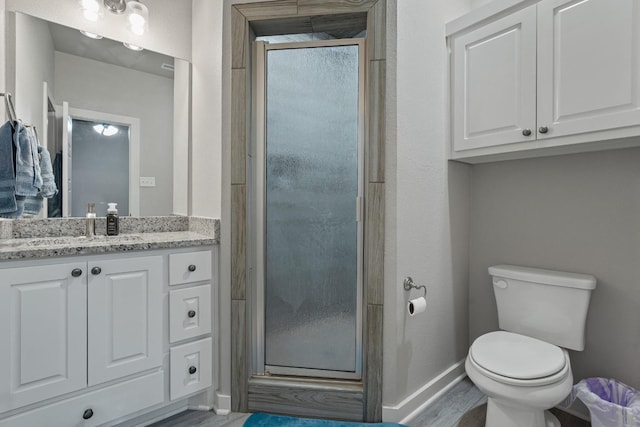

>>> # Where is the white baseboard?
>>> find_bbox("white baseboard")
[382,359,467,424]
[213,392,231,415]
[112,401,189,427]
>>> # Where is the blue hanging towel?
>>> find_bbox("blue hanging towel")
[0,121,16,215]
[24,146,58,216]
[14,123,41,197]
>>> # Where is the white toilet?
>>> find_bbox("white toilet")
[465,265,596,427]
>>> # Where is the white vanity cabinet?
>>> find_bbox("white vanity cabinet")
[449,0,640,161]
[168,250,213,400]
[0,256,162,416]
[0,246,215,427]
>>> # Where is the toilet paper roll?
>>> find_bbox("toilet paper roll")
[407,297,427,316]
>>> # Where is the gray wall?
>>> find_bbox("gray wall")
[383,0,473,416]
[14,12,55,138]
[469,147,640,408]
[54,52,174,216]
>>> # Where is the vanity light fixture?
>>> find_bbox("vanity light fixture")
[123,42,144,51]
[93,124,119,136]
[79,30,104,40]
[81,0,150,38]
[103,0,127,14]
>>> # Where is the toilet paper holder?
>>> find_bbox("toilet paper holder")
[403,276,427,298]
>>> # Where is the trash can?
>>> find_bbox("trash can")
[565,378,640,427]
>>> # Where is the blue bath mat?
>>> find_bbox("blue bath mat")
[244,413,406,427]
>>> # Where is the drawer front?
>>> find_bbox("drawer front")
[170,338,212,400]
[0,370,164,427]
[169,251,212,285]
[169,285,212,343]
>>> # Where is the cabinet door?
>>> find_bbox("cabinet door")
[0,263,87,412]
[87,256,163,386]
[452,5,537,151]
[537,0,640,139]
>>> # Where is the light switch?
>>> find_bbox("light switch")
[140,177,156,187]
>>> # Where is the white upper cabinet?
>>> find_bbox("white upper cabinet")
[537,0,640,138]
[448,0,640,161]
[452,5,537,151]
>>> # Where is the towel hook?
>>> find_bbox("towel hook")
[403,276,427,298]
[0,92,17,128]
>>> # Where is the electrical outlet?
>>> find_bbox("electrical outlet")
[139,176,156,187]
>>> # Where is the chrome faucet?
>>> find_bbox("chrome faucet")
[85,203,96,238]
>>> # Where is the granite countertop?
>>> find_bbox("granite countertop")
[0,216,219,261]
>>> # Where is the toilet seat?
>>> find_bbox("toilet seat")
[469,331,570,387]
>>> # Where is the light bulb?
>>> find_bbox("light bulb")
[130,25,144,36]
[128,14,145,27]
[79,0,102,22]
[81,0,100,12]
[126,1,149,36]
[93,124,119,136]
[123,42,144,51]
[83,10,99,21]
[103,126,119,136]
[79,30,103,39]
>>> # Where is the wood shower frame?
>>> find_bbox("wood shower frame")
[229,0,386,421]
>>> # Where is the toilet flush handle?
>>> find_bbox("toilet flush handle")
[493,279,508,289]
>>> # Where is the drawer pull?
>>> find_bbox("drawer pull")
[188,310,197,318]
[188,264,197,272]
[71,268,82,277]
[91,266,102,275]
[83,408,94,420]
[189,366,197,374]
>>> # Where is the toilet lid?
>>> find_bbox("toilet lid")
[470,331,566,380]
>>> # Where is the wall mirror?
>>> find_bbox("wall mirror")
[7,11,190,218]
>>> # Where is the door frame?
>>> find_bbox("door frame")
[62,105,140,217]
[228,1,387,420]
[251,38,366,380]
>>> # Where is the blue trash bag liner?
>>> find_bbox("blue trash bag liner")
[564,378,640,427]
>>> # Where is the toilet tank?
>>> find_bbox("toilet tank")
[489,265,596,351]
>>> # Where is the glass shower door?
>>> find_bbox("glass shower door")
[260,40,363,378]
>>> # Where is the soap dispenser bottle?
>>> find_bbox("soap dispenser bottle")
[106,203,119,236]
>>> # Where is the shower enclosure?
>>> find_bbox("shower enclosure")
[251,39,365,380]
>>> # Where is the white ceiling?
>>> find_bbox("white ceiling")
[47,19,175,79]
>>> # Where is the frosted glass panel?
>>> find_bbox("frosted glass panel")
[265,45,359,373]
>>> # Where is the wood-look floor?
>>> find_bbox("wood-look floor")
[145,378,590,427]
[146,411,250,427]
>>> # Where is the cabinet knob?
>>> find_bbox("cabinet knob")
[189,366,197,374]
[522,128,532,136]
[538,126,549,134]
[188,310,197,318]
[188,264,197,272]
[83,408,94,420]
[91,266,102,275]
[71,268,82,277]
